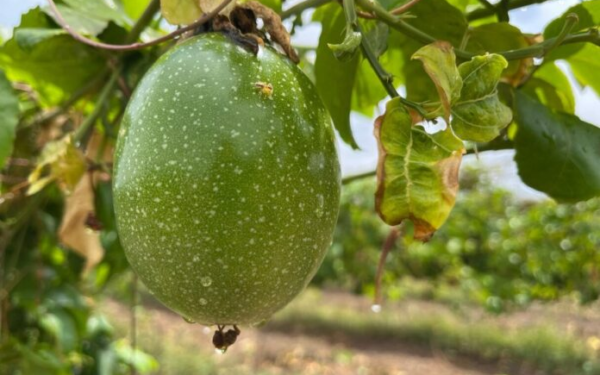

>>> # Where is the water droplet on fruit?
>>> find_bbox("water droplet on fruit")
[199,298,207,305]
[315,194,324,218]
[201,276,212,287]
[371,304,382,313]
[183,316,196,324]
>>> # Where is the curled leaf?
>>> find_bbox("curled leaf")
[375,97,464,241]
[27,135,86,195]
[58,173,104,275]
[450,54,512,142]
[412,42,462,122]
[328,31,362,62]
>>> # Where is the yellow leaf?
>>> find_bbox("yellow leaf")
[27,135,86,195]
[58,174,104,275]
[160,0,203,25]
[200,0,236,14]
[374,98,464,241]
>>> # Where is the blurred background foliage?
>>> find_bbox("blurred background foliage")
[315,168,600,313]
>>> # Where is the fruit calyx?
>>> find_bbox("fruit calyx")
[212,325,241,352]
[195,2,299,63]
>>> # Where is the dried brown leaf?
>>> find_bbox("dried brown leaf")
[240,1,299,63]
[58,173,104,275]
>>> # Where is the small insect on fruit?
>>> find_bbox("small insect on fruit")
[254,81,273,97]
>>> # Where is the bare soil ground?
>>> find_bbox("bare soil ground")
[102,291,600,375]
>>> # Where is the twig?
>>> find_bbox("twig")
[342,170,376,185]
[73,69,120,144]
[280,0,331,19]
[358,24,428,117]
[341,139,515,185]
[358,0,424,19]
[21,73,107,129]
[545,13,579,55]
[467,0,546,21]
[280,0,423,20]
[373,227,400,308]
[497,0,510,22]
[356,0,600,60]
[47,0,235,51]
[476,0,496,11]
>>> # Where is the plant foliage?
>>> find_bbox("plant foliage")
[0,0,599,372]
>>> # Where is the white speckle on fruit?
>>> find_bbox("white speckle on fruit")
[200,276,212,287]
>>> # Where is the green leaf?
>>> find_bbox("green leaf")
[14,28,66,51]
[567,44,600,98]
[314,4,359,148]
[43,5,109,36]
[328,31,362,62]
[544,1,600,38]
[160,0,202,25]
[114,340,159,373]
[123,0,153,20]
[514,91,600,202]
[0,9,104,106]
[544,1,600,60]
[63,0,130,27]
[412,41,462,122]
[257,0,282,13]
[400,0,468,103]
[465,22,528,80]
[521,62,575,113]
[44,0,132,35]
[0,69,19,170]
[375,97,464,240]
[39,309,78,352]
[450,54,512,142]
[364,21,389,58]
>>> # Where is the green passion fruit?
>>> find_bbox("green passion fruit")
[113,33,341,326]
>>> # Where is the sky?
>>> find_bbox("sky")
[2,0,598,200]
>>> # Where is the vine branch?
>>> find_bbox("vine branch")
[357,0,424,19]
[355,0,600,61]
[280,0,331,19]
[373,226,400,308]
[467,0,547,20]
[73,69,120,144]
[47,0,235,51]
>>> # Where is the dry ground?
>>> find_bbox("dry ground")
[101,290,600,375]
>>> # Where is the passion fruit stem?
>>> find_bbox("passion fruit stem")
[46,0,235,51]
